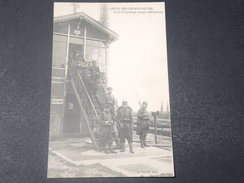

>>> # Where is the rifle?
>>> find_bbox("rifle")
[135,92,142,107]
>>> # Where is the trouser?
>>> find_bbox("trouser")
[118,123,134,153]
[139,128,148,146]
[118,123,133,143]
[100,126,113,148]
[112,126,121,147]
[104,106,114,120]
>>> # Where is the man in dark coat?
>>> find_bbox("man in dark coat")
[104,87,122,148]
[104,87,116,119]
[137,101,150,148]
[68,50,81,76]
[99,108,116,154]
[117,101,134,153]
[88,60,100,94]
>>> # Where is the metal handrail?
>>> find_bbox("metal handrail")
[67,66,99,150]
[76,70,99,119]
[70,76,99,150]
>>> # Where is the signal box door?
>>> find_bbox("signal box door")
[63,93,81,136]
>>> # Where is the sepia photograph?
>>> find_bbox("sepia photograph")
[47,2,174,178]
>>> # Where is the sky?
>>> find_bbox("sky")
[54,2,170,112]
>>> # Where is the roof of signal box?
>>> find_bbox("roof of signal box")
[54,12,119,42]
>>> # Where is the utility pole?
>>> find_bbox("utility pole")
[166,102,170,119]
[99,3,109,27]
[152,111,159,144]
[71,3,80,14]
[160,100,164,115]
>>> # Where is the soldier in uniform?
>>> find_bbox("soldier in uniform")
[104,87,121,148]
[117,101,134,153]
[99,108,116,154]
[88,60,100,94]
[68,50,81,76]
[137,101,150,148]
[73,50,82,63]
[104,87,116,119]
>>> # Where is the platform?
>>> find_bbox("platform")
[48,138,174,177]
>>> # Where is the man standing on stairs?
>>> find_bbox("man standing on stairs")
[137,101,150,148]
[68,50,81,76]
[99,108,117,154]
[117,101,134,153]
[105,87,116,119]
[88,60,100,95]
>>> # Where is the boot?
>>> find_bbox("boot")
[115,139,122,149]
[104,148,110,154]
[128,142,134,153]
[104,144,110,154]
[144,137,150,147]
[120,143,125,152]
[99,145,105,152]
[140,138,145,148]
[109,145,117,153]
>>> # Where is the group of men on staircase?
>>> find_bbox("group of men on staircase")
[69,50,151,154]
[68,50,101,96]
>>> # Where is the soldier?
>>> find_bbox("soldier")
[73,50,82,63]
[137,101,150,148]
[117,101,134,153]
[104,87,116,119]
[99,108,116,154]
[104,87,121,148]
[68,50,81,76]
[88,60,100,94]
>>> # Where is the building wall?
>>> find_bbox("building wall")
[50,32,67,138]
[49,80,65,138]
[52,34,67,68]
[50,21,110,138]
[53,20,109,41]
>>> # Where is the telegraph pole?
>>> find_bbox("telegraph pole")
[100,3,109,27]
[152,111,159,144]
[71,3,80,14]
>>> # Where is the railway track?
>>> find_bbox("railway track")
[132,116,172,137]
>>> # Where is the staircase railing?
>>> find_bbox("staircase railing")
[68,67,99,150]
[76,71,99,119]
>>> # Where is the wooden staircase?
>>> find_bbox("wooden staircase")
[68,65,111,148]
[68,66,120,150]
[70,77,99,150]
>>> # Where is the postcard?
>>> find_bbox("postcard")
[47,2,174,177]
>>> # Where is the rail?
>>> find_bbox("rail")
[76,70,99,119]
[68,68,99,150]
